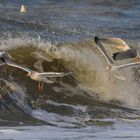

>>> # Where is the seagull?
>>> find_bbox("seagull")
[94,35,140,70]
[1,52,72,90]
[20,5,26,13]
[26,71,71,90]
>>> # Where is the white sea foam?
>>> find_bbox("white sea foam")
[1,119,140,140]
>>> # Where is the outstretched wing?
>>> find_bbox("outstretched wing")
[1,51,31,73]
[94,35,114,65]
[5,59,31,73]
[112,61,140,70]
[38,71,72,78]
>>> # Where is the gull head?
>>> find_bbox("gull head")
[26,71,38,77]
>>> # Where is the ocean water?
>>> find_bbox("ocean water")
[0,0,140,139]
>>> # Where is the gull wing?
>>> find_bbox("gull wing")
[38,72,72,78]
[112,49,137,61]
[5,59,31,73]
[112,61,140,70]
[99,38,127,46]
[94,35,114,65]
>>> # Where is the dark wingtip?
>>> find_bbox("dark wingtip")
[1,57,5,63]
[94,34,99,44]
[112,52,119,60]
[0,52,6,63]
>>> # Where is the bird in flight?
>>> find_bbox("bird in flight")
[94,35,140,70]
[0,51,72,90]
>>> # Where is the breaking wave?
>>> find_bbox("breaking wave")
[0,35,140,127]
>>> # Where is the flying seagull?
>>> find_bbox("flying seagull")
[1,52,72,90]
[94,35,140,70]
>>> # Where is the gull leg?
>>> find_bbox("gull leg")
[40,82,44,90]
[38,81,41,91]
[38,82,44,91]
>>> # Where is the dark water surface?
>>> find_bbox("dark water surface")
[0,0,140,139]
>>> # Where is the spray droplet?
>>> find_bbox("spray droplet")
[20,5,26,13]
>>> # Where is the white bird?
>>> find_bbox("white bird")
[1,52,72,90]
[20,5,26,13]
[94,35,140,70]
[26,71,71,90]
